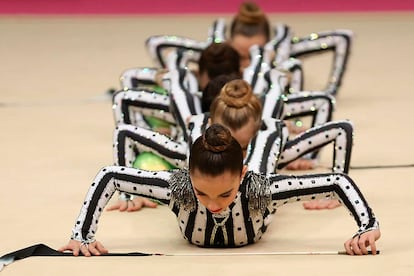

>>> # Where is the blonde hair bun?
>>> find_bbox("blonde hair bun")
[220,79,253,108]
[238,1,265,24]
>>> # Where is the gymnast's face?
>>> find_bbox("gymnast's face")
[191,167,247,214]
[230,34,267,69]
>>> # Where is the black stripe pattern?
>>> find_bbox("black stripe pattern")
[71,168,378,247]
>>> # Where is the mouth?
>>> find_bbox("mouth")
[209,208,222,213]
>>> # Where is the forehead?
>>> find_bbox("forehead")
[190,169,240,193]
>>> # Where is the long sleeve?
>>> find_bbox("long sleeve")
[163,69,202,142]
[290,29,353,95]
[113,124,188,168]
[278,120,353,173]
[244,118,287,174]
[71,166,173,244]
[119,67,159,90]
[145,35,206,68]
[112,89,173,127]
[268,172,379,236]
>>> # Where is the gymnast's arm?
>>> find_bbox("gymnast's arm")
[59,166,173,256]
[267,172,380,255]
[109,124,187,212]
[244,118,286,175]
[163,69,201,142]
[112,89,173,128]
[289,30,353,95]
[113,124,187,168]
[146,35,206,68]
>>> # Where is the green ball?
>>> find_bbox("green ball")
[144,115,172,129]
[133,152,175,171]
[144,85,171,130]
[153,85,168,95]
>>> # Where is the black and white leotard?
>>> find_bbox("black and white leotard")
[113,67,348,174]
[71,166,378,248]
[146,19,352,95]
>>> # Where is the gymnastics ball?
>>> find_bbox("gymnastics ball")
[144,116,172,129]
[153,85,168,95]
[132,152,175,171]
[144,85,172,129]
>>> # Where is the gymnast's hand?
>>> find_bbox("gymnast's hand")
[59,240,108,256]
[106,197,158,212]
[344,229,381,255]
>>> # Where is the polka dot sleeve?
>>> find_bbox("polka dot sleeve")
[113,124,188,168]
[70,166,172,244]
[112,90,173,127]
[268,172,379,237]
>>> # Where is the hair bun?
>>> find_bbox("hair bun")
[238,2,265,24]
[220,79,253,109]
[203,124,233,153]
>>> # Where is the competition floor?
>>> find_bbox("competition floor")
[1,12,413,275]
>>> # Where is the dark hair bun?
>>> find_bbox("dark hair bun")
[203,124,233,153]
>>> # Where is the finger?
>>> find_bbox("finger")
[119,201,128,212]
[130,199,144,211]
[344,240,353,255]
[72,246,80,256]
[58,245,77,256]
[88,243,101,256]
[326,200,341,209]
[96,241,109,254]
[368,235,377,255]
[127,200,138,211]
[80,244,91,257]
[351,236,362,255]
[58,245,69,252]
[144,199,158,208]
[314,200,330,210]
[302,201,318,210]
[106,203,121,211]
[358,235,368,255]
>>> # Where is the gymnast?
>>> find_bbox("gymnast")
[59,124,380,256]
[146,1,352,95]
[115,49,335,142]
[114,42,241,136]
[111,79,352,211]
[113,78,348,171]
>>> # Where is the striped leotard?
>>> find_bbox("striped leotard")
[71,166,378,248]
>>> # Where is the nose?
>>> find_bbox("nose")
[207,200,221,213]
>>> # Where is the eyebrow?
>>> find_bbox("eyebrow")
[194,187,234,197]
